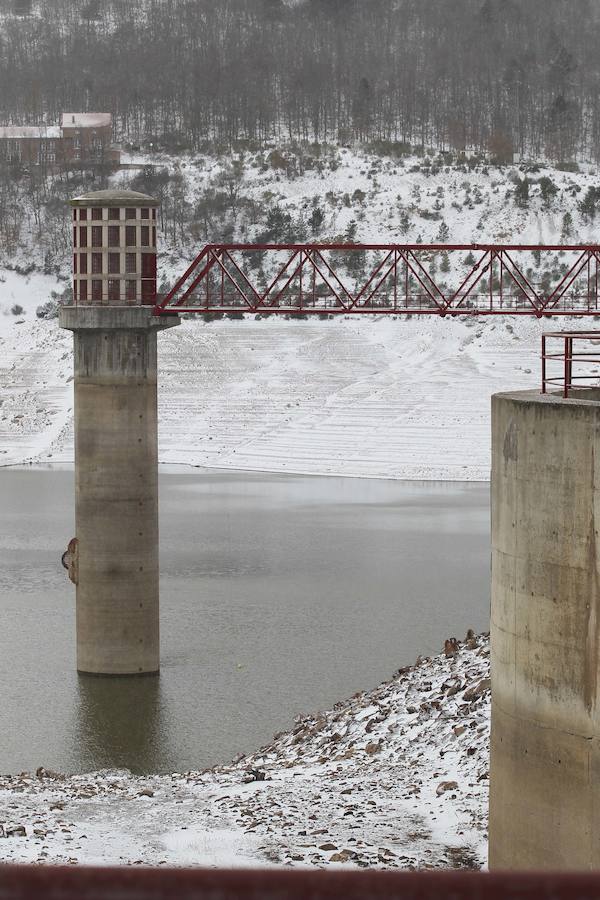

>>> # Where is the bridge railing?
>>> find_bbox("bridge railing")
[542,331,600,398]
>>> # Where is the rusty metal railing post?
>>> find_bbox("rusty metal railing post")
[541,333,546,393]
[565,335,572,398]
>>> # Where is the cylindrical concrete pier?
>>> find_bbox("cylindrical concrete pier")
[490,389,600,869]
[60,190,179,675]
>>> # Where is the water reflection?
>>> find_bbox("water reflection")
[74,675,174,774]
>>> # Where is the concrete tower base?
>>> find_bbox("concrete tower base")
[60,306,179,676]
[490,389,600,869]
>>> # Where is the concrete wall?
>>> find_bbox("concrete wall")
[489,389,600,869]
[60,306,178,675]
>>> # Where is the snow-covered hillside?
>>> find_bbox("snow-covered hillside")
[126,146,599,288]
[1,146,598,278]
[0,633,490,869]
[135,146,595,245]
[1,146,595,479]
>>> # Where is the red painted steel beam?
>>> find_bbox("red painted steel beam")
[4,866,600,900]
[154,245,600,317]
[162,243,600,252]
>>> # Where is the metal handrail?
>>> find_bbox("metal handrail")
[542,331,600,398]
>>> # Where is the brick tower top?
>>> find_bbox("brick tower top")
[70,189,158,306]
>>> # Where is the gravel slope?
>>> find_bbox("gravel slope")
[0,634,489,869]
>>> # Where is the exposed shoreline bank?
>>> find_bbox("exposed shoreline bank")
[0,634,490,870]
[0,460,489,484]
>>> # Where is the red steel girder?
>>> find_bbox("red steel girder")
[4,864,600,900]
[154,245,600,317]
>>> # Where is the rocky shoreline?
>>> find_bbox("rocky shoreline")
[0,633,490,869]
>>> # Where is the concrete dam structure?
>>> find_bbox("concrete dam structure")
[55,182,600,861]
[60,189,179,675]
[490,387,600,868]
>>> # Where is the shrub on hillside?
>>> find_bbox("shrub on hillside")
[538,176,558,206]
[36,286,71,319]
[36,300,58,319]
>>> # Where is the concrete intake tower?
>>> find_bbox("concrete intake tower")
[59,189,179,675]
[490,387,600,868]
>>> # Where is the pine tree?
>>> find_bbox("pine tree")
[514,177,530,207]
[399,210,411,235]
[539,176,558,207]
[436,221,450,242]
[345,220,358,242]
[342,220,364,277]
[308,207,325,235]
[560,212,573,242]
[293,211,308,243]
[262,206,293,242]
[578,188,600,222]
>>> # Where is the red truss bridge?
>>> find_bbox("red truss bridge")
[155,244,600,317]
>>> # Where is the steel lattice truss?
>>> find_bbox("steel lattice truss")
[155,244,600,317]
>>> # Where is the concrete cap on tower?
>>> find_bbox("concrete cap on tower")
[69,189,160,208]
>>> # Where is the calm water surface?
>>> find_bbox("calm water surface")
[0,468,490,774]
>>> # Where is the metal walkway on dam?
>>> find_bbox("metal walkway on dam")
[150,244,600,317]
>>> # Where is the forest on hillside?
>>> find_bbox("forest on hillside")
[0,0,599,161]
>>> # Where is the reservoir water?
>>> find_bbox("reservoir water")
[0,468,490,775]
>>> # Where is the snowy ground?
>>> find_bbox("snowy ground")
[0,296,553,479]
[0,633,489,869]
[155,314,545,480]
